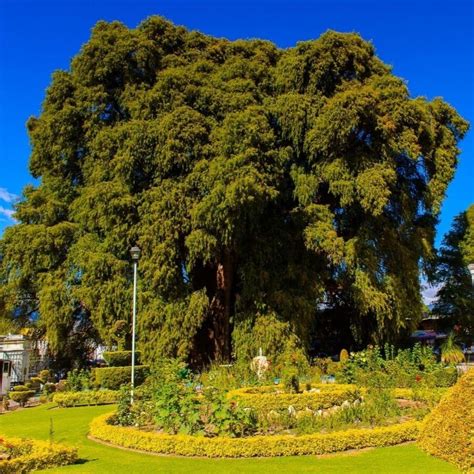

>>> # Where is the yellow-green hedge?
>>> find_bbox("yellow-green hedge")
[227,384,359,411]
[90,412,420,458]
[53,389,119,407]
[418,369,474,473]
[226,384,445,412]
[0,437,77,473]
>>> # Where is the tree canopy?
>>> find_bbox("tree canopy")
[432,204,474,339]
[0,17,468,366]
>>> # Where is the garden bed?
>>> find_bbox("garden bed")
[89,412,420,458]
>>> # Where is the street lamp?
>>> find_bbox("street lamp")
[130,245,140,404]
[468,263,474,287]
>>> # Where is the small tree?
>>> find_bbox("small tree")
[441,333,465,365]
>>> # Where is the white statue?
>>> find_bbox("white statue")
[251,348,269,380]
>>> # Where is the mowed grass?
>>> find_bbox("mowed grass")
[0,403,459,473]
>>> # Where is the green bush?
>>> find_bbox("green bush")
[93,365,149,389]
[9,390,35,406]
[28,377,43,390]
[103,351,141,367]
[65,369,92,391]
[232,312,309,378]
[340,345,458,388]
[53,389,119,407]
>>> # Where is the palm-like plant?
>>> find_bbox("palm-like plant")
[440,333,465,365]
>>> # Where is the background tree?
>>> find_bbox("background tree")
[0,17,468,367]
[432,204,474,341]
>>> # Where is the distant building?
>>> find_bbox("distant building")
[0,334,48,394]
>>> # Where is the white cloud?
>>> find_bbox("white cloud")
[0,187,18,203]
[421,283,441,306]
[0,206,16,221]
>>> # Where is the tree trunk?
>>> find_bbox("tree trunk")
[209,250,233,362]
[189,251,235,366]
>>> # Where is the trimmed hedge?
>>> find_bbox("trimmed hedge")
[90,412,420,458]
[8,386,35,406]
[0,437,77,473]
[93,366,149,390]
[418,369,474,473]
[53,390,120,407]
[227,384,359,411]
[226,384,446,412]
[103,351,141,367]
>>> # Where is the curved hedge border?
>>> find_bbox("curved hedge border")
[418,369,474,473]
[227,384,359,411]
[0,437,77,473]
[53,389,120,407]
[90,412,420,458]
[227,384,447,412]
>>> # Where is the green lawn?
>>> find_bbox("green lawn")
[0,403,459,473]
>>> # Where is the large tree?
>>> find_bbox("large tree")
[0,17,468,365]
[432,205,474,340]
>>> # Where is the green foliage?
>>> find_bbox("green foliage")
[340,345,456,388]
[432,205,474,340]
[282,367,300,394]
[232,312,309,376]
[115,360,257,437]
[440,333,465,364]
[65,369,92,391]
[9,389,35,406]
[103,350,141,367]
[0,16,469,367]
[93,365,149,390]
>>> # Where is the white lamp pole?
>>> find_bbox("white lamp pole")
[130,245,141,404]
[468,263,474,287]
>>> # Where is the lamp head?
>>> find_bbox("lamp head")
[130,245,141,261]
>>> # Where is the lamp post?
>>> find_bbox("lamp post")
[468,263,474,287]
[130,245,141,404]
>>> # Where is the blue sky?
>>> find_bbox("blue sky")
[0,0,473,245]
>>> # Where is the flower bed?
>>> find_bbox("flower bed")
[90,412,420,458]
[53,389,120,407]
[0,436,77,473]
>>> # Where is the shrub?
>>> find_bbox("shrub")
[9,390,35,406]
[43,383,56,396]
[103,351,141,367]
[65,369,92,391]
[93,365,149,390]
[418,369,474,472]
[53,389,120,407]
[282,368,299,394]
[38,369,54,383]
[28,377,43,391]
[0,436,77,473]
[232,312,309,377]
[90,412,420,458]
[339,349,349,362]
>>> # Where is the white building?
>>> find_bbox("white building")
[0,334,32,394]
